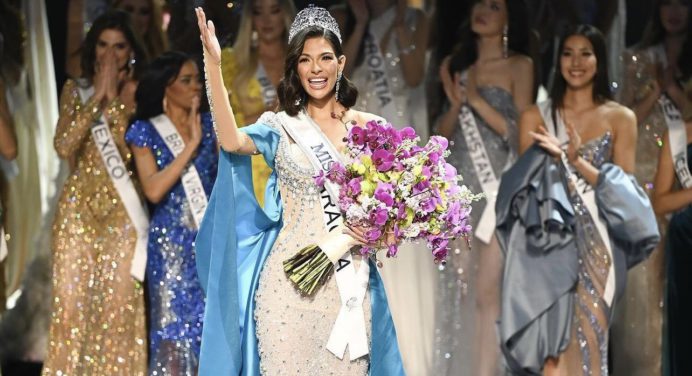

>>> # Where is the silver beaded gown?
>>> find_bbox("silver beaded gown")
[433,86,517,375]
[253,113,371,375]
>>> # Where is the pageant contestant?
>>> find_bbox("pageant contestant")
[496,25,659,375]
[651,80,692,376]
[125,51,217,375]
[433,0,533,374]
[44,11,149,375]
[194,6,403,375]
[221,0,296,206]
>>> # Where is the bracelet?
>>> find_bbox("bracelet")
[400,43,416,55]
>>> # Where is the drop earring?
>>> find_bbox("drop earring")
[502,25,509,59]
[335,71,342,102]
[251,30,259,48]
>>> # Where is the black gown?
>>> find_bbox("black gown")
[665,143,692,376]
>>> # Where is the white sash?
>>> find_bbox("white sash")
[458,104,502,244]
[363,33,398,121]
[149,114,209,228]
[538,101,616,306]
[277,111,371,360]
[0,227,7,262]
[255,63,278,109]
[77,85,149,281]
[658,96,692,189]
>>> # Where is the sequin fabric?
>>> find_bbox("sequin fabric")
[433,86,517,375]
[253,113,371,375]
[125,113,217,375]
[44,79,146,376]
[555,132,614,376]
[613,46,667,376]
[619,46,668,194]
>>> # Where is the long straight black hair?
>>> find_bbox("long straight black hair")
[550,24,612,123]
[132,51,194,121]
[448,0,531,75]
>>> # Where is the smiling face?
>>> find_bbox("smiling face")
[95,28,132,71]
[297,36,345,102]
[470,0,508,37]
[251,0,287,43]
[559,35,598,90]
[660,0,690,35]
[164,60,201,111]
[116,0,152,35]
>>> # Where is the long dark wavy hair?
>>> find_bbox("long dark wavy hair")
[80,10,147,81]
[639,0,690,48]
[132,51,194,121]
[277,26,358,116]
[448,0,531,75]
[550,24,612,122]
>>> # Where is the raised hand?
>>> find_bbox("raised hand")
[93,50,119,102]
[188,96,202,147]
[440,57,467,110]
[195,7,221,65]
[348,0,369,25]
[528,126,563,159]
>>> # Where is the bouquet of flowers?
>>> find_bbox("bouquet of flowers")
[284,120,480,295]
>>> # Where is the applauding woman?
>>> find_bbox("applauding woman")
[126,51,216,375]
[497,25,658,375]
[45,11,148,375]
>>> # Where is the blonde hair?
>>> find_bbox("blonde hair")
[112,0,168,60]
[232,0,296,102]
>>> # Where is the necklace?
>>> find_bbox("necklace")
[330,109,357,131]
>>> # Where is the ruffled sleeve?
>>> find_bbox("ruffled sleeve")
[595,163,660,268]
[125,119,154,149]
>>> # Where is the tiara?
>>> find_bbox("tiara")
[288,5,342,44]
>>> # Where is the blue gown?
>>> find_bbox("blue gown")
[125,113,217,375]
[194,112,404,375]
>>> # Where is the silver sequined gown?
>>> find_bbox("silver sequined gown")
[253,114,371,375]
[554,132,614,376]
[433,87,517,375]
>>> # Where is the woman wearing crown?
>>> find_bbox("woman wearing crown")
[194,6,404,375]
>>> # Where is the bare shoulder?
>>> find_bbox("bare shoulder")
[520,104,542,124]
[351,110,385,126]
[603,101,636,129]
[509,54,533,73]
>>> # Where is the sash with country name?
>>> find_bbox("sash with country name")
[363,32,398,122]
[150,114,209,228]
[457,96,504,244]
[658,95,692,189]
[256,62,278,109]
[277,110,370,361]
[77,84,149,281]
[538,100,616,306]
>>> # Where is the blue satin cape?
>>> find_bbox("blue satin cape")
[195,123,405,375]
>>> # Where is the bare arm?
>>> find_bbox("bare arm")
[518,105,542,155]
[53,80,106,159]
[0,79,17,160]
[196,8,257,155]
[332,2,369,77]
[435,56,463,139]
[511,56,535,114]
[652,130,692,215]
[393,7,430,87]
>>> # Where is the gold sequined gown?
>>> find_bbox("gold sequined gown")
[42,79,146,375]
[253,114,371,375]
[611,45,668,376]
